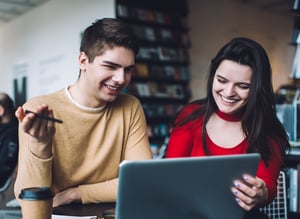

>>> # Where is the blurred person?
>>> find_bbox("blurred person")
[0,93,18,189]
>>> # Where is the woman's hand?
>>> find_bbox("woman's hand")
[231,174,268,211]
[15,104,56,159]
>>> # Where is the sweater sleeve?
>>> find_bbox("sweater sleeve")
[14,99,54,200]
[14,130,53,199]
[123,98,153,160]
[79,179,118,203]
[256,138,284,205]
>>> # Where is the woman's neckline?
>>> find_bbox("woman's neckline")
[215,109,243,122]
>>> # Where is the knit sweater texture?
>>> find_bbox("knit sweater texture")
[14,88,152,204]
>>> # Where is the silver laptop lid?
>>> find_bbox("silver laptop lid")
[116,153,260,219]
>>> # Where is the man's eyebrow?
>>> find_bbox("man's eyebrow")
[102,60,135,69]
[102,60,121,67]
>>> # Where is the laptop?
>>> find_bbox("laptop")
[115,153,260,219]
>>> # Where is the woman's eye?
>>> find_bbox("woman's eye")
[238,84,250,89]
[217,78,226,83]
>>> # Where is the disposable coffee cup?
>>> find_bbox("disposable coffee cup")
[18,186,53,219]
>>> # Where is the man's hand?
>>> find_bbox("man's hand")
[15,104,56,159]
[53,187,81,207]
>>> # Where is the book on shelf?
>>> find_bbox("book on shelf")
[144,27,156,41]
[288,146,300,155]
[148,123,170,138]
[149,65,165,79]
[168,85,185,99]
[158,47,178,62]
[151,83,169,98]
[135,83,150,97]
[154,11,165,24]
[135,63,149,78]
[142,103,182,118]
[131,24,188,46]
[180,66,190,81]
[131,25,144,40]
[135,8,151,21]
[181,32,191,47]
[164,66,177,79]
[138,46,190,63]
[288,166,300,212]
[137,47,159,60]
[160,28,172,39]
[116,4,129,18]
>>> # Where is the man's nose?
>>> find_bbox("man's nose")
[112,70,125,84]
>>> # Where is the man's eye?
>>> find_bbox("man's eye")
[103,65,117,70]
[125,67,134,74]
[107,65,116,69]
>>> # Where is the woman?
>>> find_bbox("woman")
[165,37,290,217]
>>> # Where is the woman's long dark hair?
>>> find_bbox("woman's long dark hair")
[175,37,290,163]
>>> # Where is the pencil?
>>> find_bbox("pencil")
[24,109,63,124]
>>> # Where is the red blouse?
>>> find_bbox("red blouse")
[166,103,283,204]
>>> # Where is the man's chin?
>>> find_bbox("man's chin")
[104,94,118,103]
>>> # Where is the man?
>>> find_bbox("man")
[0,93,18,190]
[14,18,152,207]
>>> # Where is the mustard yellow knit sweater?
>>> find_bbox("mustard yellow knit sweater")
[14,88,152,204]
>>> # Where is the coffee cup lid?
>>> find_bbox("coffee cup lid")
[19,187,53,200]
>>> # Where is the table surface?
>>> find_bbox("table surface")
[3,203,300,219]
[0,171,116,219]
[0,205,116,219]
[2,170,300,219]
[53,202,116,218]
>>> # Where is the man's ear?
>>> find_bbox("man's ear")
[78,52,89,71]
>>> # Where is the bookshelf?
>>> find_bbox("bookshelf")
[275,85,300,217]
[284,154,300,218]
[116,0,191,157]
